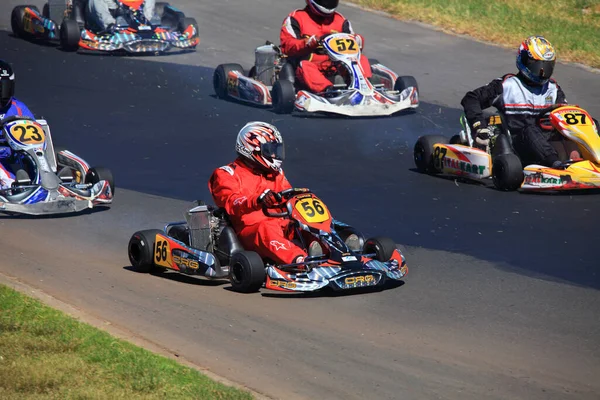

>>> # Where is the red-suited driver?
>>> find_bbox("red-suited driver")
[209,122,310,265]
[280,0,373,93]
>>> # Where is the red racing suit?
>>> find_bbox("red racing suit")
[208,158,307,265]
[280,7,372,93]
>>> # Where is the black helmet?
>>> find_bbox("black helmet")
[0,60,15,109]
[306,0,339,17]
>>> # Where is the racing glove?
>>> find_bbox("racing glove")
[257,189,280,208]
[472,121,491,147]
[305,35,319,49]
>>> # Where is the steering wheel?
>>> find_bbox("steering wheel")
[536,104,573,131]
[262,188,312,217]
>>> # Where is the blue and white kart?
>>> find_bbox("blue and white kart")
[0,116,114,216]
[214,33,419,117]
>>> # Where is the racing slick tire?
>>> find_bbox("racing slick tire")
[229,251,265,293]
[364,237,397,262]
[394,75,419,94]
[272,79,296,114]
[85,166,115,195]
[449,134,462,145]
[213,63,244,99]
[178,17,198,36]
[128,229,165,273]
[11,5,39,38]
[60,18,80,52]
[414,135,449,173]
[492,153,524,191]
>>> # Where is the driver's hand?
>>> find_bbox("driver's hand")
[475,127,491,140]
[257,189,279,208]
[305,35,319,49]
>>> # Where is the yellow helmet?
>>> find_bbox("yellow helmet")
[516,36,556,85]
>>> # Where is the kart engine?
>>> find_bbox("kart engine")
[255,44,278,86]
[185,204,227,252]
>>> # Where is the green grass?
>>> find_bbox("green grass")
[346,0,600,68]
[0,285,254,400]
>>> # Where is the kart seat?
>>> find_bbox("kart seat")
[216,226,245,266]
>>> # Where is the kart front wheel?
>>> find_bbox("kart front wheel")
[60,18,80,52]
[492,153,524,191]
[272,79,296,114]
[85,166,115,195]
[128,229,164,273]
[229,251,265,293]
[394,75,419,94]
[213,63,244,99]
[414,135,448,173]
[364,237,397,262]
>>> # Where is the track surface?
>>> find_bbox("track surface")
[1,1,599,399]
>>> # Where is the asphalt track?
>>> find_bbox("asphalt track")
[1,1,599,399]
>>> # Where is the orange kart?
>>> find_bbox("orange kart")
[127,188,408,293]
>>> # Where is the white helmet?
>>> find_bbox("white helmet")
[306,0,339,16]
[236,121,285,173]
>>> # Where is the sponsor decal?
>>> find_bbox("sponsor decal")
[443,157,486,175]
[344,275,375,285]
[173,254,200,270]
[342,255,357,262]
[270,240,288,251]
[524,173,569,186]
[270,280,297,289]
[233,196,247,206]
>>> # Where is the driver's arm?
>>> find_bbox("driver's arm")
[554,81,567,104]
[208,168,261,217]
[461,78,503,129]
[280,15,313,57]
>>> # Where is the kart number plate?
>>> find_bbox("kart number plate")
[295,198,330,223]
[154,235,172,268]
[326,37,359,55]
[7,121,46,146]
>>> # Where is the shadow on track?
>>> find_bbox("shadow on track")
[3,30,597,290]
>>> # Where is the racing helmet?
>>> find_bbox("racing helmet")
[306,0,339,17]
[0,60,15,109]
[516,36,556,86]
[236,121,285,173]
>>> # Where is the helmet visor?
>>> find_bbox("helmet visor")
[261,142,285,161]
[526,59,555,81]
[315,0,339,9]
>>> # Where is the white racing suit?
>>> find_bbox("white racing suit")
[86,0,156,32]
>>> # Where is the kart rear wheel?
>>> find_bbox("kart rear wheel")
[492,153,524,191]
[128,229,164,273]
[229,251,265,293]
[85,166,115,195]
[272,79,296,114]
[364,237,397,262]
[178,17,198,36]
[394,75,419,94]
[414,135,448,173]
[11,5,39,37]
[368,58,380,66]
[60,18,80,52]
[213,63,244,99]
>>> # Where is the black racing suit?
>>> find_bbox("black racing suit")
[461,73,567,167]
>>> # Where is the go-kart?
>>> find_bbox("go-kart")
[127,188,408,293]
[10,0,199,54]
[414,105,600,192]
[213,33,419,117]
[0,116,114,215]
